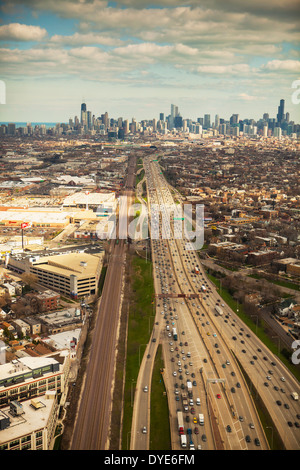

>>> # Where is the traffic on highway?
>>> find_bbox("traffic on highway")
[130,154,300,451]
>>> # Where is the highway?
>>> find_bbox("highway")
[130,154,300,451]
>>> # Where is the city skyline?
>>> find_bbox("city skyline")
[0,1,299,122]
[1,98,298,130]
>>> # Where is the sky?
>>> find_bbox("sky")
[0,0,299,123]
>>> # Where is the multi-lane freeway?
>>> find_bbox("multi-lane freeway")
[130,154,300,451]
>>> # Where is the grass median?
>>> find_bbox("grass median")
[121,254,171,450]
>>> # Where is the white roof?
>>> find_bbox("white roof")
[63,191,115,206]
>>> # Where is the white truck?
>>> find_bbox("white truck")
[177,411,184,435]
[215,305,223,316]
[180,434,187,448]
[199,413,204,426]
[187,380,193,396]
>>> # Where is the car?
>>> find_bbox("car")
[152,338,156,342]
[245,435,251,443]
[216,394,221,399]
[276,400,282,406]
[192,381,197,386]
[143,386,148,392]
[173,371,177,376]
[193,417,197,423]
[186,415,190,423]
[142,426,147,434]
[226,425,232,433]
[280,377,285,382]
[191,407,195,414]
[202,434,207,442]
[249,423,255,429]
[284,403,290,409]
[194,427,199,434]
[236,382,241,388]
[231,387,235,393]
[264,382,269,387]
[287,421,293,427]
[254,438,260,446]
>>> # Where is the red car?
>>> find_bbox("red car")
[217,394,221,399]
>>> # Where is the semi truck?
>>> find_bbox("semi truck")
[177,411,184,435]
[187,380,193,397]
[172,327,178,341]
[215,305,223,316]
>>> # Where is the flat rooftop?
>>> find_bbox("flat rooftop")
[0,393,56,445]
[31,252,103,278]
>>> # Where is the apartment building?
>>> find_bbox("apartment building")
[0,351,70,409]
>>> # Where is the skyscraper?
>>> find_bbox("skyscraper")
[277,99,285,124]
[81,103,87,125]
[204,114,211,129]
[215,114,220,128]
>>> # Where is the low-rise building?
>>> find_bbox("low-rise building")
[0,391,59,450]
[0,351,70,409]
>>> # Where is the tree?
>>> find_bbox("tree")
[20,273,38,290]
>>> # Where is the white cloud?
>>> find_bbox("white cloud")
[50,32,123,47]
[0,23,47,41]
[239,93,260,101]
[197,63,251,75]
[261,59,300,72]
